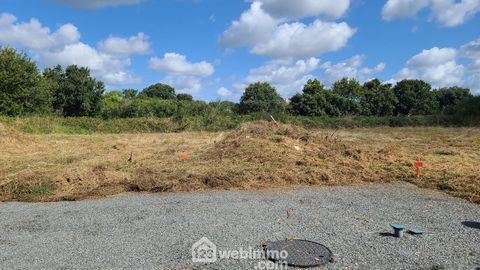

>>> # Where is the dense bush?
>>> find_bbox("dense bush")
[101,97,214,119]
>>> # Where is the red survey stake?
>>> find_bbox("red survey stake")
[413,161,424,178]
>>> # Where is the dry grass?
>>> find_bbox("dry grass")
[0,121,479,203]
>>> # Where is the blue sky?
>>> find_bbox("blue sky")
[0,0,479,100]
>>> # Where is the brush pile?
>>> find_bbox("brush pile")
[196,121,401,189]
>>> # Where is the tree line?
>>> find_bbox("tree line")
[1,47,479,120]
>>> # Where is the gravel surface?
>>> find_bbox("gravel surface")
[1,182,479,270]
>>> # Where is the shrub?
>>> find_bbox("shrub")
[239,82,285,114]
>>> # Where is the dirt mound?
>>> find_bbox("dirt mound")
[196,121,401,190]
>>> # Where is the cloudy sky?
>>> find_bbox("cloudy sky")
[0,0,479,100]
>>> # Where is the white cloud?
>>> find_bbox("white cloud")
[51,0,143,9]
[257,0,350,19]
[98,32,151,55]
[466,73,480,94]
[461,38,480,72]
[461,39,480,59]
[461,39,480,93]
[219,2,277,48]
[0,13,80,50]
[233,55,387,98]
[149,53,214,77]
[320,55,386,85]
[219,2,356,58]
[407,47,458,67]
[0,12,146,86]
[433,0,480,27]
[382,0,480,27]
[251,20,356,58]
[162,75,202,95]
[40,43,141,85]
[217,87,233,98]
[149,53,215,95]
[382,0,430,20]
[236,58,320,97]
[392,41,480,93]
[393,47,465,87]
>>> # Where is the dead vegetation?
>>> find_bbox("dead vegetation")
[0,121,479,203]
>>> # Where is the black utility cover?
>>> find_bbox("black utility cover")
[265,239,334,268]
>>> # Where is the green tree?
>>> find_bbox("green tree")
[289,92,327,116]
[289,79,346,116]
[176,93,193,101]
[332,77,363,101]
[122,89,138,99]
[434,87,472,111]
[101,91,124,118]
[302,78,325,96]
[332,77,363,115]
[140,83,175,99]
[453,96,480,120]
[360,79,398,116]
[239,82,285,114]
[324,91,350,116]
[44,65,105,117]
[0,47,52,115]
[393,79,438,115]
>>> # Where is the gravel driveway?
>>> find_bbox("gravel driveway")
[1,182,479,270]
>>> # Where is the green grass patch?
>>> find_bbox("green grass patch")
[29,186,51,196]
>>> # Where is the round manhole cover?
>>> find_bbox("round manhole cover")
[265,240,333,268]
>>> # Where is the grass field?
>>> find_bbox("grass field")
[1,121,479,203]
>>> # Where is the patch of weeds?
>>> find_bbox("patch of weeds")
[29,186,51,196]
[276,128,288,136]
[10,180,53,197]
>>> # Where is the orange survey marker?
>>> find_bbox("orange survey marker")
[413,161,424,178]
[179,153,189,159]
